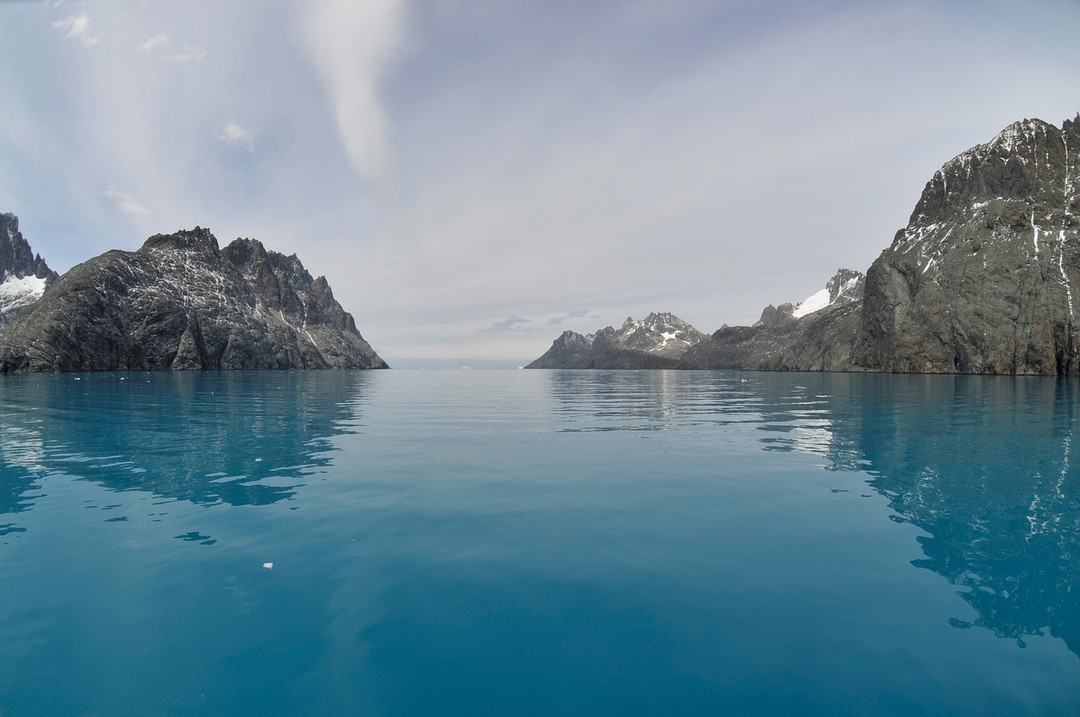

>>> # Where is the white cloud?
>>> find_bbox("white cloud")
[104,187,151,220]
[138,34,170,52]
[52,13,102,47]
[294,0,408,182]
[215,122,255,150]
[168,43,205,64]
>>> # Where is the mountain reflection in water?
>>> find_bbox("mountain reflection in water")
[1,368,1077,670]
[548,370,1080,658]
[0,371,368,518]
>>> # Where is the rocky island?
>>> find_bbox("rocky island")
[0,226,387,372]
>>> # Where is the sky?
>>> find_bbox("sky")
[2,0,1080,366]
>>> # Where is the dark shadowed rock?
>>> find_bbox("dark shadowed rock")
[0,227,387,372]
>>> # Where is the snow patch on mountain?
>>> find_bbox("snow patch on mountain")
[792,269,865,319]
[0,274,46,314]
[792,288,830,319]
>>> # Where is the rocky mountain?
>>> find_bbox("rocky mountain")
[678,269,865,370]
[685,113,1080,375]
[526,312,706,368]
[853,116,1080,374]
[0,213,58,331]
[0,226,387,372]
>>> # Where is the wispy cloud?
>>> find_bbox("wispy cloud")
[481,316,530,334]
[546,310,590,326]
[53,13,102,47]
[104,187,150,220]
[138,34,170,53]
[295,0,407,182]
[168,43,205,64]
[215,122,255,150]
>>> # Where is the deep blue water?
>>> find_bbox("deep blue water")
[1,369,1078,716]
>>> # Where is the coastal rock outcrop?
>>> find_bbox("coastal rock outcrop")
[853,116,1080,374]
[526,312,706,369]
[0,213,58,331]
[0,227,387,372]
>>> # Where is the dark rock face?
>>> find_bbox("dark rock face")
[678,269,865,370]
[526,330,595,368]
[526,312,706,368]
[0,213,58,331]
[853,116,1080,374]
[0,227,388,372]
[684,115,1080,375]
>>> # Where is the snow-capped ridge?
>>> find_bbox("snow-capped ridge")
[526,312,707,368]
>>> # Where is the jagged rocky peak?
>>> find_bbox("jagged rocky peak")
[615,312,708,357]
[526,312,706,368]
[826,268,865,304]
[907,115,1080,229]
[755,303,795,328]
[0,213,58,283]
[791,268,865,320]
[140,226,221,257]
[855,113,1080,374]
[524,330,595,369]
[0,213,59,331]
[0,226,387,372]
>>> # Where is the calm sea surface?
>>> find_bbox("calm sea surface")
[1,369,1078,716]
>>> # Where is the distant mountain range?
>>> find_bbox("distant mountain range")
[531,113,1080,375]
[526,312,707,368]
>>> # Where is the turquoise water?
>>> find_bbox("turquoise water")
[0,369,1078,716]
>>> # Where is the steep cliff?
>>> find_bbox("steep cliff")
[853,116,1080,374]
[0,227,387,372]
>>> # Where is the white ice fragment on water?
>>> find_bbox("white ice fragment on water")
[263,562,274,569]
